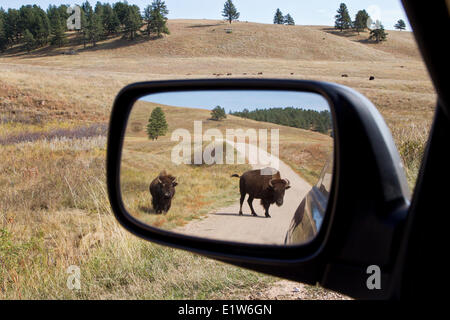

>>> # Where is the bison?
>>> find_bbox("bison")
[149,171,178,214]
[232,167,291,218]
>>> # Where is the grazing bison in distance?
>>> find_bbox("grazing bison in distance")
[149,171,178,214]
[232,168,291,218]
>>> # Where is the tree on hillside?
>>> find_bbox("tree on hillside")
[47,5,67,47]
[369,20,388,43]
[211,106,227,121]
[113,1,129,27]
[394,19,406,31]
[123,4,142,40]
[102,3,120,35]
[273,9,284,24]
[18,5,51,47]
[284,14,295,26]
[231,107,332,134]
[57,4,69,24]
[5,9,20,44]
[353,9,369,34]
[147,107,168,140]
[144,0,170,38]
[83,2,103,46]
[222,0,240,24]
[36,7,51,46]
[80,2,93,47]
[335,3,352,32]
[23,29,35,52]
[0,9,8,52]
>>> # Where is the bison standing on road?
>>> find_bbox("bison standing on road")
[149,171,178,214]
[232,168,291,218]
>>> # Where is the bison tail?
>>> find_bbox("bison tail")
[231,174,240,178]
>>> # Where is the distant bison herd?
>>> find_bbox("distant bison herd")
[149,167,290,218]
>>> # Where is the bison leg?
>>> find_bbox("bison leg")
[247,196,258,216]
[264,203,271,218]
[163,199,172,213]
[239,193,246,215]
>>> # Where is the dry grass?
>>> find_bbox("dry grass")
[0,137,276,299]
[0,19,437,299]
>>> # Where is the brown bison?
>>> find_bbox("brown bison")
[149,171,178,214]
[232,167,291,218]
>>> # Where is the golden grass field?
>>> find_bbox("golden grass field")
[0,20,436,299]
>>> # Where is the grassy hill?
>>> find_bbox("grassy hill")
[3,19,421,61]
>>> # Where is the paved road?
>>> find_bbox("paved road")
[176,139,312,245]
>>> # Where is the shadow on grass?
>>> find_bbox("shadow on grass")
[356,38,378,44]
[6,34,163,60]
[138,205,160,215]
[321,27,359,38]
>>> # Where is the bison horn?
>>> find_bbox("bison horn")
[269,179,274,188]
[284,178,290,187]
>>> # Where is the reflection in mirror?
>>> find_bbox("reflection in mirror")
[121,90,333,246]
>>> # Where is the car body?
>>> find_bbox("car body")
[285,155,333,245]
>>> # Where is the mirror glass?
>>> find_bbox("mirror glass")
[121,90,333,246]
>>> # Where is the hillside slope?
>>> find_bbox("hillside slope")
[2,19,421,62]
[93,20,422,61]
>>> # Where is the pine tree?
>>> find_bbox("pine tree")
[211,106,227,121]
[113,1,129,27]
[124,4,142,40]
[84,2,104,46]
[394,19,406,31]
[284,14,295,26]
[144,0,170,38]
[353,10,369,34]
[48,5,66,47]
[5,9,19,44]
[369,20,388,43]
[222,0,240,24]
[147,107,168,140]
[0,8,8,52]
[335,3,352,32]
[18,5,50,47]
[23,29,35,52]
[33,6,51,47]
[102,4,120,35]
[273,9,284,25]
[80,2,92,47]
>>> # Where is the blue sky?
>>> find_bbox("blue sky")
[2,0,410,30]
[141,90,330,113]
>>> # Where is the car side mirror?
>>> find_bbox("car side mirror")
[107,79,410,299]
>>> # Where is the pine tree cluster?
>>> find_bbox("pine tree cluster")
[0,1,170,53]
[231,107,332,135]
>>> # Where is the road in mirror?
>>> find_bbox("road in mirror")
[121,90,333,246]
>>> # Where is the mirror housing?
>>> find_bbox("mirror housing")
[107,79,410,299]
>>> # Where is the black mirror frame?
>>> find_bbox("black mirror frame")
[107,79,410,299]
